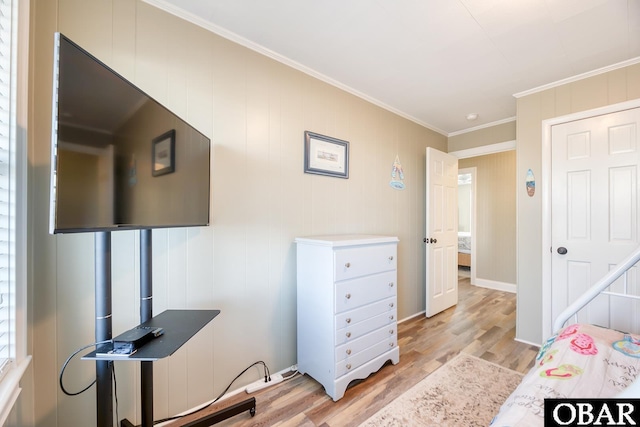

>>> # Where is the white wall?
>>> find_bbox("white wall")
[28,1,447,425]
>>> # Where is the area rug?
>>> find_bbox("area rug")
[359,353,523,427]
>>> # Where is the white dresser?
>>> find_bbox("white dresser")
[295,234,400,401]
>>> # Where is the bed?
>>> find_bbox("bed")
[458,231,471,267]
[491,246,640,426]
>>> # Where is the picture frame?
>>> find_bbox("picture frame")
[304,131,349,178]
[152,129,175,177]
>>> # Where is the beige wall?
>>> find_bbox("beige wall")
[448,121,516,152]
[458,182,471,233]
[28,1,446,425]
[459,151,516,285]
[516,63,640,345]
[449,122,517,289]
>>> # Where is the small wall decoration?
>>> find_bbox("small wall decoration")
[389,155,405,190]
[526,168,535,197]
[304,131,349,178]
[152,129,176,177]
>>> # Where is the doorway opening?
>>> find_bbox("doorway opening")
[458,167,476,284]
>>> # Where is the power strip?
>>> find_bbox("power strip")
[245,373,284,394]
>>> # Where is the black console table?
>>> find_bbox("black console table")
[83,309,257,427]
[83,309,221,361]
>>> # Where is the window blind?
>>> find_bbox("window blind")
[0,0,17,379]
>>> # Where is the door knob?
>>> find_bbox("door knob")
[430,238,437,244]
[557,247,568,255]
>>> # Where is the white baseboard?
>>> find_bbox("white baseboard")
[399,311,426,324]
[473,278,516,294]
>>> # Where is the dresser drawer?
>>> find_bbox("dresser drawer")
[334,244,397,282]
[335,271,397,313]
[335,323,397,362]
[335,296,396,331]
[335,303,396,345]
[335,332,397,378]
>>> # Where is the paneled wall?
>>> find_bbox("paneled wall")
[516,63,640,345]
[459,151,516,285]
[28,1,446,425]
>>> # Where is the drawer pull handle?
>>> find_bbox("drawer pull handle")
[389,342,394,348]
[346,293,351,299]
[346,332,351,338]
[389,256,394,261]
[345,262,351,268]
[346,364,352,370]
[389,329,394,334]
[389,315,394,320]
[346,349,351,355]
[389,282,394,288]
[389,302,394,308]
[346,318,351,324]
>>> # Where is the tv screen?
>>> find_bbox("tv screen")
[49,33,211,234]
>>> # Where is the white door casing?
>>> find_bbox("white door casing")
[426,147,458,317]
[542,102,640,339]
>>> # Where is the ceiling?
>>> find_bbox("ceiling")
[147,0,640,135]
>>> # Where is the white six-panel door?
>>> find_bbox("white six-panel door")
[551,107,640,334]
[426,147,458,317]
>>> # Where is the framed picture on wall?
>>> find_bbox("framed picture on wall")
[152,129,176,177]
[303,131,349,178]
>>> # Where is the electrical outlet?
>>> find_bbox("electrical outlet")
[245,373,283,394]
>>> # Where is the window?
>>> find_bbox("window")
[0,0,16,372]
[0,0,29,423]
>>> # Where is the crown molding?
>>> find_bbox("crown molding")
[514,56,640,98]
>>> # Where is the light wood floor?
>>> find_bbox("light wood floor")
[169,276,539,427]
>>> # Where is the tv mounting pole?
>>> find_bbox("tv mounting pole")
[95,231,113,427]
[94,230,153,427]
[120,229,154,427]
[140,229,154,426]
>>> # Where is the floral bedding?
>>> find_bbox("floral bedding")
[490,323,640,426]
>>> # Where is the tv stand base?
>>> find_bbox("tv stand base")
[119,397,256,427]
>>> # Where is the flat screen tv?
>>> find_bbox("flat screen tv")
[49,33,211,234]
